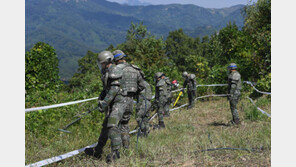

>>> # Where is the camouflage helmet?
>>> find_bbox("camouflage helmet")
[182,71,188,77]
[228,63,237,70]
[98,51,113,64]
[155,72,164,79]
[112,50,126,61]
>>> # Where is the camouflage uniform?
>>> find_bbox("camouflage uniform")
[164,76,172,117]
[84,63,119,159]
[183,73,197,109]
[85,61,144,161]
[227,64,242,124]
[136,80,152,136]
[155,73,170,128]
[113,61,145,149]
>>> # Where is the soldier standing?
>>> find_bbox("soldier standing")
[227,63,242,125]
[154,72,170,129]
[182,71,197,109]
[112,50,146,147]
[163,75,172,117]
[84,51,121,162]
[136,79,153,137]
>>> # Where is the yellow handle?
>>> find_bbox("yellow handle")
[173,91,183,107]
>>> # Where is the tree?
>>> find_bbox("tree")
[117,22,178,84]
[25,42,62,93]
[243,0,271,76]
[68,51,103,94]
[165,29,198,72]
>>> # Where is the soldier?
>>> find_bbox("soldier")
[163,75,172,117]
[136,79,153,137]
[84,51,121,162]
[154,72,170,129]
[227,63,242,125]
[112,50,146,147]
[182,71,197,109]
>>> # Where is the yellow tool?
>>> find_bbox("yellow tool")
[173,91,183,107]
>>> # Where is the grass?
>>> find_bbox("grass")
[25,96,271,166]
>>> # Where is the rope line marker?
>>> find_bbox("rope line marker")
[25,143,97,167]
[25,97,98,113]
[243,81,271,95]
[247,97,271,117]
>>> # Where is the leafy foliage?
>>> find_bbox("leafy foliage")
[25,42,62,93]
[68,51,103,95]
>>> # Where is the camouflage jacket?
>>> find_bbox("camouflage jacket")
[183,74,197,91]
[155,78,169,103]
[228,70,242,95]
[115,62,145,96]
[138,80,153,103]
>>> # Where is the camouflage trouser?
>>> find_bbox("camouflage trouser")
[188,89,196,107]
[136,100,151,133]
[107,96,133,151]
[229,90,240,122]
[156,98,166,124]
[93,116,109,155]
[164,100,170,116]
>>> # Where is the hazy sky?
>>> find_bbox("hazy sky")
[107,0,258,8]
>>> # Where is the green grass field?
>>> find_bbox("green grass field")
[25,95,271,166]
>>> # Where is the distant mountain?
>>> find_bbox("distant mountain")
[122,0,150,6]
[26,0,245,80]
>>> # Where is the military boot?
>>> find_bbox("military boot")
[158,121,166,129]
[187,105,193,110]
[106,150,120,163]
[121,133,130,149]
[164,111,170,117]
[141,126,149,137]
[84,147,103,159]
[233,117,241,125]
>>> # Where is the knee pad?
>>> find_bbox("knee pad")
[108,127,121,150]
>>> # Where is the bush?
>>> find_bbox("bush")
[25,42,62,93]
[250,73,271,98]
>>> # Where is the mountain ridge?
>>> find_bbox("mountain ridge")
[26,0,245,79]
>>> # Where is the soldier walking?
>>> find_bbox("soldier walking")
[136,79,153,137]
[85,50,144,163]
[112,50,146,147]
[227,63,242,125]
[163,75,172,117]
[154,72,170,129]
[182,71,197,109]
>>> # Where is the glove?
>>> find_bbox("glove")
[182,89,185,94]
[98,100,108,113]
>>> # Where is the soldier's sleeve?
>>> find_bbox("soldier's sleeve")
[190,74,196,79]
[98,89,107,100]
[183,78,188,89]
[230,73,241,94]
[102,66,122,105]
[156,80,166,98]
[137,72,146,92]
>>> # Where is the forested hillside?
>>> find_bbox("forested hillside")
[26,0,245,79]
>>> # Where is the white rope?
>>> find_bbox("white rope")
[171,83,227,93]
[243,81,271,95]
[25,97,98,113]
[247,97,271,117]
[25,143,97,167]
